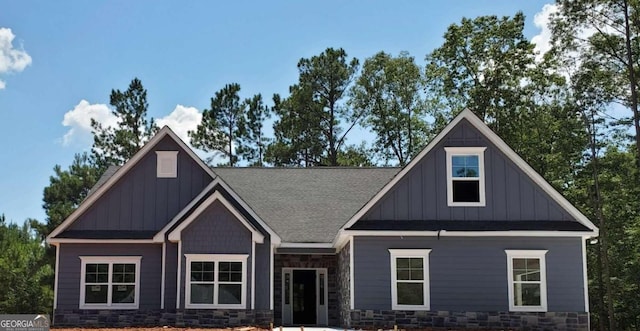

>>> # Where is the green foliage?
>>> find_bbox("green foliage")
[268,48,362,166]
[0,215,53,314]
[425,12,587,186]
[237,94,271,166]
[190,83,245,166]
[351,51,430,166]
[91,78,158,167]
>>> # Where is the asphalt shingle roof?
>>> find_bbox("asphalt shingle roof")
[213,167,400,243]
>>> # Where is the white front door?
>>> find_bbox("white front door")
[282,268,328,325]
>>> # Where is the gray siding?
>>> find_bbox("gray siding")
[179,200,254,308]
[254,237,271,310]
[69,136,212,231]
[353,236,585,312]
[164,242,178,309]
[57,243,162,310]
[362,119,573,222]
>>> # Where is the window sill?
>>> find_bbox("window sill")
[79,304,139,310]
[185,304,246,310]
[391,304,430,311]
[448,202,486,207]
[509,306,548,312]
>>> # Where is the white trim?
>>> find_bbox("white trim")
[338,109,598,234]
[161,242,166,309]
[156,151,179,178]
[48,238,155,244]
[342,230,597,238]
[184,254,249,309]
[176,241,182,309]
[167,191,264,243]
[582,237,589,312]
[47,126,216,242]
[445,147,487,207]
[153,181,217,242]
[251,241,256,309]
[269,244,274,310]
[389,249,431,310]
[349,236,354,310]
[53,243,60,309]
[279,242,334,248]
[505,250,548,312]
[78,256,141,310]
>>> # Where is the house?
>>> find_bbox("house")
[46,109,598,330]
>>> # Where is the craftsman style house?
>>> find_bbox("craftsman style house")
[47,110,598,330]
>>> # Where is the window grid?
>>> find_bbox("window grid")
[79,257,140,309]
[445,147,487,206]
[185,255,247,309]
[505,250,548,312]
[389,249,431,311]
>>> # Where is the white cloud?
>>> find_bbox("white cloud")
[0,27,32,89]
[156,105,202,145]
[531,4,558,62]
[61,100,118,146]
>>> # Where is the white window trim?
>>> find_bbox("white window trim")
[79,256,141,310]
[184,254,248,309]
[505,249,548,312]
[156,151,178,178]
[389,249,431,310]
[445,147,487,207]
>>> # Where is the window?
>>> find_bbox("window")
[445,147,487,206]
[79,256,141,309]
[505,250,548,312]
[185,254,248,309]
[389,249,431,310]
[156,151,178,178]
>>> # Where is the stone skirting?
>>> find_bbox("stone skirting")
[349,310,589,330]
[53,309,273,327]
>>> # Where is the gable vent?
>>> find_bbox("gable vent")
[156,151,178,178]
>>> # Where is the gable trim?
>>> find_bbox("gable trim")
[46,126,216,242]
[154,177,281,244]
[167,191,264,243]
[338,109,598,236]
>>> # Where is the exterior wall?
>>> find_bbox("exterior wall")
[353,236,586,312]
[362,119,574,222]
[69,136,212,232]
[53,309,273,327]
[180,200,253,308]
[164,242,178,309]
[56,243,162,310]
[348,310,588,330]
[337,241,351,327]
[273,254,339,326]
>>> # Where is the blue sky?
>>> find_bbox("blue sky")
[0,0,556,224]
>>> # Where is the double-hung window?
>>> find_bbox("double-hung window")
[505,250,548,312]
[389,249,431,310]
[445,147,487,206]
[185,254,247,309]
[79,256,141,309]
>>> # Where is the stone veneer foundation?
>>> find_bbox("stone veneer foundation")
[53,309,273,327]
[349,310,589,330]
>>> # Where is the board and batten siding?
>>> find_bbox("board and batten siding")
[56,243,162,310]
[179,200,271,309]
[362,119,573,222]
[69,136,212,232]
[353,236,585,312]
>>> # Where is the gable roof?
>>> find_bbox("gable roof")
[213,167,400,243]
[338,109,599,238]
[46,126,216,242]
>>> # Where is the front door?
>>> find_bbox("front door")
[282,268,328,325]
